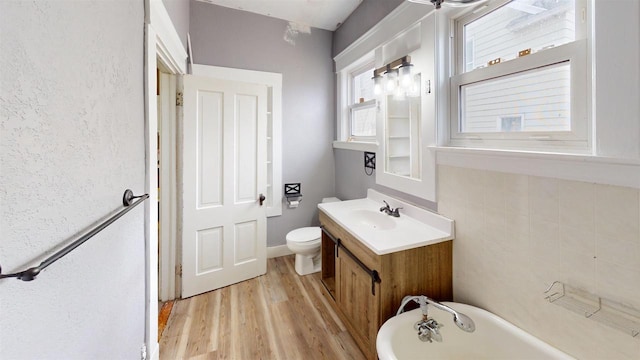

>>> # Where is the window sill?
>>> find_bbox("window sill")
[432,146,640,189]
[333,140,378,152]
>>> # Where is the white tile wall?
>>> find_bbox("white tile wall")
[438,165,640,359]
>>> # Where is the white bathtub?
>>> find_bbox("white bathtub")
[377,302,574,360]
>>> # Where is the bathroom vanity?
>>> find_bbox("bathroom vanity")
[317,190,454,360]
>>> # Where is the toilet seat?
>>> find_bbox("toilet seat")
[286,227,321,243]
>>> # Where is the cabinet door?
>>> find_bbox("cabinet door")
[320,232,336,300]
[338,252,380,356]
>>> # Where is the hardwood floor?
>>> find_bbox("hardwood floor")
[159,255,366,360]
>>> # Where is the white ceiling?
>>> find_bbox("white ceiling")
[198,0,363,31]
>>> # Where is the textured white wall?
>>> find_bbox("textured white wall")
[0,1,146,359]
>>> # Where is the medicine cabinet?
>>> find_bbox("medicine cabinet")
[375,13,436,201]
[383,79,421,178]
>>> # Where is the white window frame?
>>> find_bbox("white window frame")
[347,58,377,142]
[335,53,379,151]
[448,0,590,153]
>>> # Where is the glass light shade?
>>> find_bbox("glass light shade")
[407,75,421,98]
[400,64,413,89]
[373,74,383,96]
[385,69,398,92]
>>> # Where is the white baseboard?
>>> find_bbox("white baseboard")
[267,245,293,258]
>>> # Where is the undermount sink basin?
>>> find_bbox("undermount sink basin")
[349,209,396,230]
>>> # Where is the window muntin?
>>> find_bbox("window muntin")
[463,0,576,72]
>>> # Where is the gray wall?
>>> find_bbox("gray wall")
[0,1,146,358]
[190,1,336,247]
[332,0,404,57]
[334,149,376,200]
[334,149,436,210]
[163,0,190,50]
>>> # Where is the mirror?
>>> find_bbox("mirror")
[384,73,421,179]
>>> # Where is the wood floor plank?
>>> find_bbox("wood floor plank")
[214,286,232,358]
[259,256,289,304]
[160,255,365,360]
[184,291,218,358]
[205,290,220,353]
[160,299,194,360]
[280,257,350,359]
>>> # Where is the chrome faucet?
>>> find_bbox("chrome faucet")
[416,317,443,343]
[396,295,475,343]
[379,200,402,217]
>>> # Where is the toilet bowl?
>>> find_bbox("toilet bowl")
[286,197,340,276]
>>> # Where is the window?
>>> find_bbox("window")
[499,115,524,132]
[450,0,589,152]
[461,63,571,133]
[349,65,377,140]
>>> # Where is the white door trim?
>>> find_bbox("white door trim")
[147,0,187,75]
[158,72,178,302]
[144,1,187,359]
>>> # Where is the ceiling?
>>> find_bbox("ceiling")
[197,0,363,31]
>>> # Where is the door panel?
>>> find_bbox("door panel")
[234,220,258,264]
[197,227,223,273]
[182,75,267,298]
[197,90,223,208]
[235,94,259,203]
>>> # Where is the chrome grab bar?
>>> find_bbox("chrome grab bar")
[0,189,149,281]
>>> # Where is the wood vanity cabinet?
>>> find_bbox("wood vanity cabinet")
[319,211,452,360]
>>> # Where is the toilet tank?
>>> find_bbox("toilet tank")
[321,197,341,203]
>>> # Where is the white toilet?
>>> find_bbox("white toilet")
[286,197,341,276]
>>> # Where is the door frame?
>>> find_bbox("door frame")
[158,71,179,302]
[144,0,186,359]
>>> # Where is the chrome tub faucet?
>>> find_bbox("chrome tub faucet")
[396,295,475,342]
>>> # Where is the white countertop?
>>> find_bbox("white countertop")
[318,189,454,255]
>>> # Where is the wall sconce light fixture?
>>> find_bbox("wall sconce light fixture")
[372,55,420,99]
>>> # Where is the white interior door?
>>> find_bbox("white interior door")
[182,75,267,298]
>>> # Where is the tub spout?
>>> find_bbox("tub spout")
[427,299,476,333]
[452,312,476,333]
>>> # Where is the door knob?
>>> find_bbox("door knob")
[259,194,266,206]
